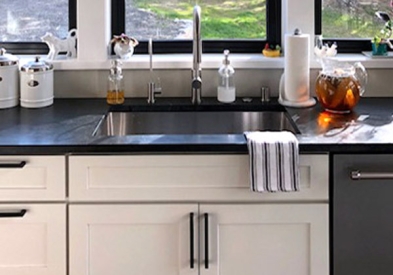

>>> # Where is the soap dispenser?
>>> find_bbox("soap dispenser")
[107,59,125,105]
[217,49,236,103]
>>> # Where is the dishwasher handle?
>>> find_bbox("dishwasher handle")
[351,170,393,180]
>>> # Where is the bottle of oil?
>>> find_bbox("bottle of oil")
[107,59,125,105]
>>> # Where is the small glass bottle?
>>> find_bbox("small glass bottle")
[107,59,125,105]
[217,49,236,103]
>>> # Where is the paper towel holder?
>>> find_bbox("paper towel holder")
[278,28,316,108]
[278,74,316,107]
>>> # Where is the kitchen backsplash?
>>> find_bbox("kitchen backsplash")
[53,68,393,98]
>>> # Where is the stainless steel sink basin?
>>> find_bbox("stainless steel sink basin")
[93,109,299,136]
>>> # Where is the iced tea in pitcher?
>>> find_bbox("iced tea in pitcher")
[315,61,367,114]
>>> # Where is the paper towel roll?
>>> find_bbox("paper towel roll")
[284,31,310,103]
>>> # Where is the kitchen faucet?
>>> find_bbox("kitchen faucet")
[191,5,202,105]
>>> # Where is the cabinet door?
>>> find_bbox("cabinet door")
[69,204,198,275]
[200,204,328,275]
[0,204,66,275]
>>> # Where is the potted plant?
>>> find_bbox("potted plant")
[372,11,392,56]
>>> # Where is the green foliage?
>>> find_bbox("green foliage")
[322,7,379,38]
[322,5,393,45]
[132,0,393,41]
[131,0,267,39]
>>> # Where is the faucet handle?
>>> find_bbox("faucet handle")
[147,78,162,104]
[191,77,202,89]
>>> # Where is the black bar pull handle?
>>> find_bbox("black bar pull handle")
[204,213,209,269]
[0,161,27,168]
[0,209,27,218]
[189,212,194,269]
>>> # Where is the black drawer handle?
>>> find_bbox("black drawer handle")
[189,212,194,269]
[0,209,27,218]
[351,170,393,180]
[204,213,209,269]
[0,161,27,168]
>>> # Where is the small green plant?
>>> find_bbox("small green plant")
[373,11,392,47]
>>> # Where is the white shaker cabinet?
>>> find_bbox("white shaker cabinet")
[200,204,328,275]
[68,154,329,275]
[68,154,328,202]
[0,156,67,275]
[69,203,328,275]
[69,204,198,275]
[0,156,65,201]
[0,204,66,275]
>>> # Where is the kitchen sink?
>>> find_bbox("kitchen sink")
[93,104,300,136]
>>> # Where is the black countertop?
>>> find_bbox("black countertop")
[0,97,392,155]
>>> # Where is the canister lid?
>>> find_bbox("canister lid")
[0,48,18,66]
[21,56,53,72]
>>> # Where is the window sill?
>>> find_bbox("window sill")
[17,53,393,71]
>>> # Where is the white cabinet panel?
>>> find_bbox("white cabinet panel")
[0,204,66,275]
[200,204,329,275]
[69,203,328,275]
[69,154,328,202]
[69,204,198,275]
[0,156,65,201]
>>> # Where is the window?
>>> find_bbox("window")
[0,0,77,54]
[316,0,392,52]
[112,0,281,54]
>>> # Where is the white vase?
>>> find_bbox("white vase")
[114,42,134,59]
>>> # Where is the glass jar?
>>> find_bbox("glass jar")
[315,60,367,114]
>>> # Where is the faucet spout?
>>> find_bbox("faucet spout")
[191,5,202,105]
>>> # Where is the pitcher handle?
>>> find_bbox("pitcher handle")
[354,62,368,96]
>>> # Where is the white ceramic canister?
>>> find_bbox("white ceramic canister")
[20,57,54,108]
[0,48,19,109]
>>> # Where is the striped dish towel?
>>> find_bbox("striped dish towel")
[244,131,300,192]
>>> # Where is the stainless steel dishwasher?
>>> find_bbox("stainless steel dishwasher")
[334,154,393,275]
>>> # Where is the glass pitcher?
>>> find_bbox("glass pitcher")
[315,59,367,114]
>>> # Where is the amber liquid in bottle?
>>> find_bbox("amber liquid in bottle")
[107,60,125,105]
[106,90,125,105]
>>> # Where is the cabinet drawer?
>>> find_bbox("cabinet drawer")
[0,156,65,201]
[69,154,328,202]
[0,203,66,275]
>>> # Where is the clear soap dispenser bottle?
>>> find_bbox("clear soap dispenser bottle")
[217,49,236,103]
[107,59,125,105]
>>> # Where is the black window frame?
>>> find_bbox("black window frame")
[315,0,373,53]
[112,0,281,54]
[0,0,77,55]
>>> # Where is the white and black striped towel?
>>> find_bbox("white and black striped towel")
[244,131,300,192]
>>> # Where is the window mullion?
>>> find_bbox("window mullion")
[69,0,77,30]
[111,0,125,37]
[314,0,322,35]
[267,0,281,47]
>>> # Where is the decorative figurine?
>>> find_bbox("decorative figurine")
[41,29,78,60]
[111,34,139,59]
[262,43,281,57]
[314,41,337,58]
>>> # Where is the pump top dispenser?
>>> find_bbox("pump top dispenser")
[107,59,125,105]
[217,49,236,103]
